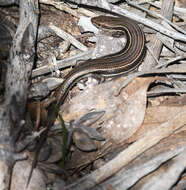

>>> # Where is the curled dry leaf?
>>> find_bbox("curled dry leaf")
[78,126,105,141]
[73,128,97,152]
[45,137,63,163]
[72,111,105,127]
[38,141,52,162]
[62,77,154,144]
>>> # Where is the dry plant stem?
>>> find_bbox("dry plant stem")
[0,0,18,5]
[137,0,156,4]
[142,0,174,70]
[65,111,186,190]
[118,64,186,93]
[40,0,97,18]
[39,0,80,18]
[49,24,88,51]
[77,8,97,17]
[31,48,94,78]
[146,45,161,65]
[69,0,186,42]
[156,33,178,54]
[127,0,186,35]
[147,88,186,97]
[0,0,39,189]
[156,56,186,68]
[175,41,186,52]
[32,1,185,78]
[150,1,186,18]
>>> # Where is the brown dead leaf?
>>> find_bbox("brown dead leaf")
[128,105,186,143]
[73,128,97,152]
[176,0,186,8]
[65,148,98,170]
[102,77,153,143]
[62,77,154,144]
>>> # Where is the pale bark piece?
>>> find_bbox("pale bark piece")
[0,0,39,189]
[98,131,186,190]
[10,160,46,190]
[131,147,186,190]
[0,160,9,190]
[62,77,153,143]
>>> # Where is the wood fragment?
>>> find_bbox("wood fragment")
[0,0,39,189]
[64,110,186,190]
